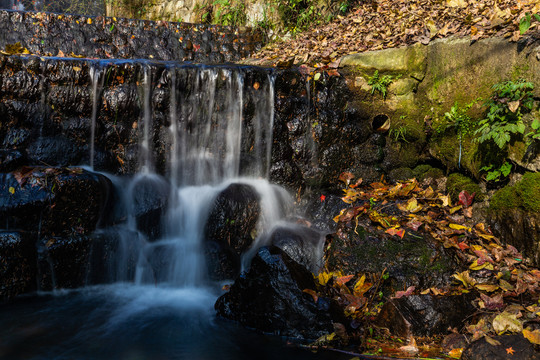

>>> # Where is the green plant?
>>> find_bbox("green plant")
[519,12,540,34]
[366,70,400,99]
[480,161,512,182]
[389,125,409,143]
[212,0,247,26]
[475,79,534,149]
[436,100,478,167]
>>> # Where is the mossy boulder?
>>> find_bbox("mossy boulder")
[446,173,484,203]
[489,172,540,213]
[488,172,540,266]
[413,164,444,181]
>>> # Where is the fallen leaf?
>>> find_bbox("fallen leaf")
[492,311,523,334]
[523,329,540,345]
[394,286,415,299]
[506,346,515,355]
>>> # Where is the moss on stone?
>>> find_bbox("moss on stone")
[413,164,444,181]
[446,173,484,203]
[489,172,540,213]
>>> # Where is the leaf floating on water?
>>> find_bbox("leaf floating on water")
[8,186,15,194]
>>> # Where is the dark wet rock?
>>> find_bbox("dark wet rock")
[325,224,459,292]
[0,231,37,301]
[301,192,347,232]
[27,136,83,167]
[0,167,113,237]
[0,10,262,63]
[130,175,170,241]
[462,334,539,360]
[376,293,476,338]
[37,235,93,290]
[268,224,324,272]
[0,150,25,172]
[205,183,261,255]
[215,246,334,340]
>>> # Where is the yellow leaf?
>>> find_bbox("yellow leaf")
[470,260,494,271]
[8,187,15,194]
[475,284,499,292]
[439,194,451,207]
[523,329,540,344]
[87,18,92,25]
[73,66,82,72]
[453,270,476,288]
[478,233,496,240]
[318,272,332,286]
[449,205,462,214]
[448,348,463,359]
[449,223,471,231]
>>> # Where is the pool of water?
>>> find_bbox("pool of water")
[0,284,354,360]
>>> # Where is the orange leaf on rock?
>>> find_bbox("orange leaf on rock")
[386,227,405,238]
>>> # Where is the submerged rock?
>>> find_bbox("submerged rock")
[215,246,334,340]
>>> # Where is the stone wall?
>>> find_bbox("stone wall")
[339,37,540,178]
[0,9,263,62]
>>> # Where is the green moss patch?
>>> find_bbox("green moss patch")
[446,173,484,203]
[489,172,540,213]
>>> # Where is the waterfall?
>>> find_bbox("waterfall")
[99,64,289,287]
[89,61,106,170]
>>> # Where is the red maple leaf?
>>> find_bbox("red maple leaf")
[458,190,475,208]
[506,347,515,355]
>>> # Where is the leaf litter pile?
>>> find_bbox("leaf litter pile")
[305,173,540,358]
[250,0,540,66]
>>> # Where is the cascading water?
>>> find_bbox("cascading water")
[0,62,331,360]
[89,62,106,170]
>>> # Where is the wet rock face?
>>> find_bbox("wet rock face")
[0,10,262,62]
[37,235,93,290]
[204,183,260,280]
[462,335,539,360]
[0,231,37,300]
[205,183,261,255]
[0,167,113,237]
[215,246,334,340]
[271,69,387,194]
[269,224,324,272]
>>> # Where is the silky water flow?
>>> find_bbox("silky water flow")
[0,63,338,360]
